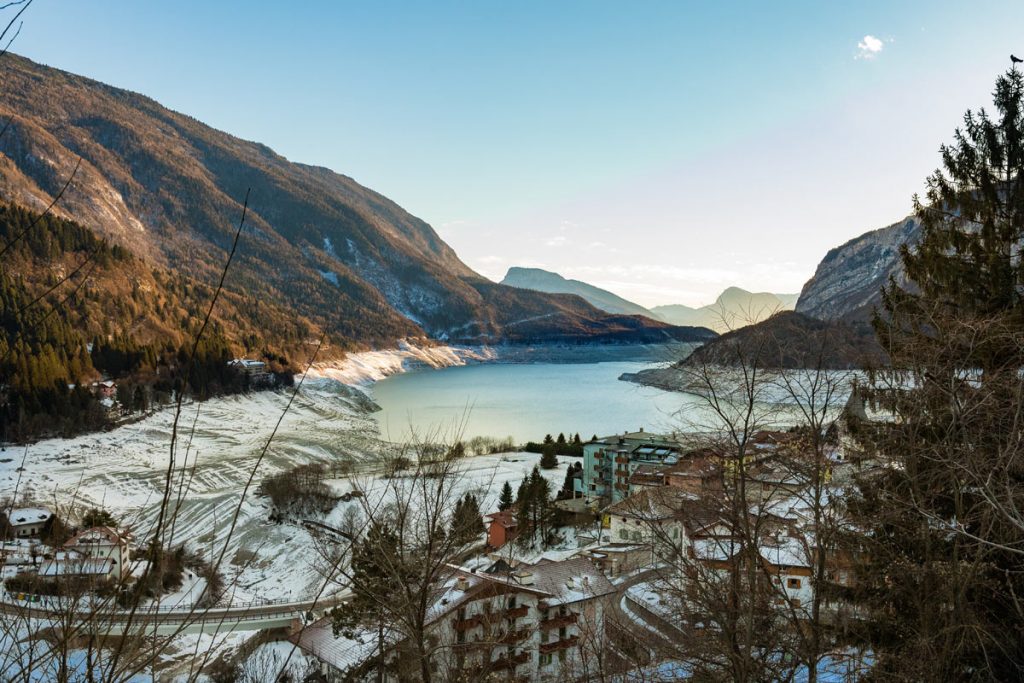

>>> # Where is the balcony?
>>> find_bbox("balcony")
[496,627,531,644]
[540,612,577,630]
[493,651,531,669]
[452,615,482,631]
[505,605,528,619]
[539,635,579,654]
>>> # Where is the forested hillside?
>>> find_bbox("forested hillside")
[0,203,296,441]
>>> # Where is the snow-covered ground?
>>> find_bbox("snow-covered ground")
[0,378,388,602]
[306,340,496,386]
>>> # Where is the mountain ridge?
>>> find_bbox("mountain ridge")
[0,54,709,353]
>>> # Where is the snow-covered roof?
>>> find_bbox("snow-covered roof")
[8,508,52,527]
[604,487,696,520]
[292,617,391,674]
[64,526,130,548]
[39,558,114,577]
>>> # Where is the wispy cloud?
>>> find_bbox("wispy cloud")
[856,35,885,60]
[545,235,569,247]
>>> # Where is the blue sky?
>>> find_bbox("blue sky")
[11,1,1024,306]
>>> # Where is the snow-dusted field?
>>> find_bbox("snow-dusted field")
[0,378,389,601]
[0,337,579,603]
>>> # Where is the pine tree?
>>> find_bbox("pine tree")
[516,466,555,548]
[539,442,558,469]
[848,65,1024,679]
[450,493,484,545]
[498,481,514,511]
[561,466,576,498]
[332,521,409,681]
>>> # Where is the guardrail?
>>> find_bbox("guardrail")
[0,591,349,624]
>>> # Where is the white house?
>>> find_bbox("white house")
[63,527,131,579]
[6,508,53,539]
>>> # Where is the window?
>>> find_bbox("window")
[558,650,567,663]
[786,577,802,589]
[559,626,567,639]
[618,528,628,540]
[507,596,517,609]
[540,653,553,666]
[456,630,465,644]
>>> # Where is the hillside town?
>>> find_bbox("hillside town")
[274,404,870,682]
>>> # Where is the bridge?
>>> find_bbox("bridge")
[0,591,351,636]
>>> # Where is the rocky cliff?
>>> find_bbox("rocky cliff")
[795,216,919,321]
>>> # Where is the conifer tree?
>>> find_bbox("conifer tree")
[539,442,558,469]
[515,466,555,548]
[849,64,1024,679]
[497,481,514,511]
[332,521,408,681]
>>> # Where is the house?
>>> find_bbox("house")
[63,527,131,579]
[665,455,721,495]
[228,358,267,374]
[603,487,694,546]
[90,380,116,398]
[485,510,519,549]
[6,508,53,539]
[294,556,616,682]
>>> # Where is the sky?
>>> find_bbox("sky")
[9,1,1024,307]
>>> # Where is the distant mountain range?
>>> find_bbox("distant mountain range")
[648,289,798,333]
[666,214,925,369]
[501,267,796,333]
[0,54,711,355]
[500,267,655,317]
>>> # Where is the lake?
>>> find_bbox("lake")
[368,360,708,444]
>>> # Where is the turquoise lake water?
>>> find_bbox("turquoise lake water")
[368,360,707,444]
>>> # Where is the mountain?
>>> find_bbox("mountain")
[795,216,920,321]
[500,267,655,317]
[649,287,798,333]
[0,54,708,354]
[661,215,922,372]
[624,311,884,378]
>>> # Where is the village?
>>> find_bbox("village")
[0,403,869,681]
[285,412,869,682]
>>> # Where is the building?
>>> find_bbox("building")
[603,487,693,546]
[63,527,131,579]
[295,556,616,682]
[228,358,274,386]
[6,508,53,539]
[582,430,690,504]
[485,510,519,549]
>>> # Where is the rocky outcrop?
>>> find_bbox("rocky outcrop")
[795,216,919,321]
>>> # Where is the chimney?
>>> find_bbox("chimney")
[639,427,644,433]
[514,569,534,586]
[455,576,470,591]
